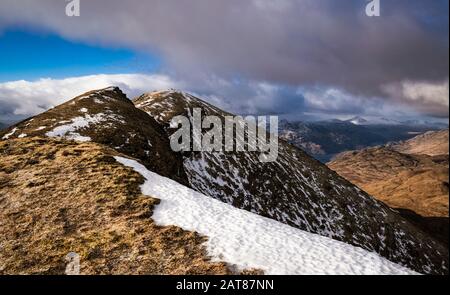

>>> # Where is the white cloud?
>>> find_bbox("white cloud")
[401,80,449,107]
[252,0,292,12]
[0,73,305,123]
[0,73,447,124]
[382,80,449,117]
[0,73,180,120]
[301,86,420,118]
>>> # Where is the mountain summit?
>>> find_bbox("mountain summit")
[0,87,187,184]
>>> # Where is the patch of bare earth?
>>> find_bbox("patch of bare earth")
[0,137,246,275]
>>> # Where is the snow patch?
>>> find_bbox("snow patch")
[114,156,418,275]
[2,128,18,140]
[102,86,118,92]
[45,112,126,142]
[45,114,106,142]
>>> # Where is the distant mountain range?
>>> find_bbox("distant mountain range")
[0,87,447,274]
[342,116,448,128]
[279,118,447,162]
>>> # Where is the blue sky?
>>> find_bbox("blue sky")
[0,30,161,82]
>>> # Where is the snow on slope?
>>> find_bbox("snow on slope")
[45,112,126,142]
[115,156,417,275]
[2,128,18,140]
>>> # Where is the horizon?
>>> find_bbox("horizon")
[1,84,448,127]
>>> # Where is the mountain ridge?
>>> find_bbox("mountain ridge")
[1,87,448,274]
[0,87,188,185]
[0,137,415,275]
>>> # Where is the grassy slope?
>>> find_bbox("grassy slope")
[0,137,243,275]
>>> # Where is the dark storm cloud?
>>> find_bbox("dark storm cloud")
[0,0,448,118]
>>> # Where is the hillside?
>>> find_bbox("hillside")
[0,138,233,274]
[0,88,448,274]
[329,147,449,217]
[328,146,449,245]
[390,129,449,156]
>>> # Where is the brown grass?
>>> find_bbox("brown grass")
[392,129,449,156]
[328,147,449,218]
[0,137,244,275]
[328,147,449,245]
[365,167,449,218]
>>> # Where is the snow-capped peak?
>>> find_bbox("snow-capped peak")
[347,116,368,125]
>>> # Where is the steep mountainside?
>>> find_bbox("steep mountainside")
[135,90,448,274]
[1,88,447,274]
[328,147,449,245]
[0,87,187,184]
[279,119,441,162]
[389,129,449,156]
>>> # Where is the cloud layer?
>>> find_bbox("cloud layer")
[0,74,435,125]
[0,74,178,122]
[0,74,307,121]
[0,0,448,120]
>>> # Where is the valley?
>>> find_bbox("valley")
[279,119,446,162]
